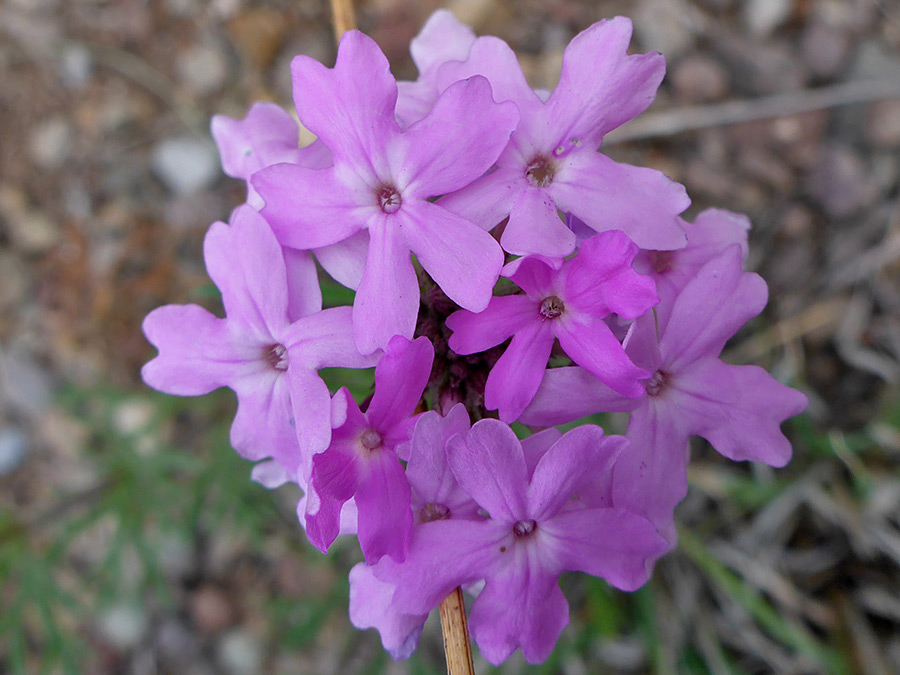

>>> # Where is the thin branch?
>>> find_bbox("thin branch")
[439,587,475,675]
[330,0,356,43]
[605,79,900,144]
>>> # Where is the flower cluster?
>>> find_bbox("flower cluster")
[142,11,808,666]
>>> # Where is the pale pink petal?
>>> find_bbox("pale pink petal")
[541,507,668,590]
[673,359,808,467]
[141,305,263,396]
[554,317,648,398]
[348,563,426,660]
[378,519,508,614]
[659,247,768,372]
[468,563,568,665]
[484,322,556,423]
[250,460,292,489]
[210,102,299,180]
[352,217,419,355]
[501,187,576,258]
[283,247,322,321]
[410,10,475,76]
[612,403,691,545]
[446,294,536,355]
[287,366,335,457]
[527,426,627,521]
[435,35,542,111]
[314,229,369,290]
[553,151,688,250]
[400,76,518,198]
[230,372,299,469]
[305,440,361,553]
[253,163,369,250]
[290,31,398,168]
[545,17,666,142]
[400,202,503,313]
[520,428,562,478]
[203,209,290,340]
[284,306,378,369]
[519,366,642,427]
[446,419,529,521]
[438,165,525,231]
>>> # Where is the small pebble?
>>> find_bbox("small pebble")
[97,605,148,651]
[217,630,263,675]
[58,43,93,88]
[743,0,793,37]
[151,135,220,195]
[866,100,900,148]
[29,117,73,170]
[672,55,729,102]
[190,584,237,633]
[0,428,28,475]
[178,42,229,96]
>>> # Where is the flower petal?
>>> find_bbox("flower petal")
[348,563,426,660]
[400,76,518,198]
[204,208,291,340]
[519,366,642,427]
[400,202,503,313]
[352,217,419,354]
[527,425,627,521]
[484,323,556,423]
[438,165,525,231]
[142,304,262,396]
[673,359,808,467]
[253,163,368,250]
[501,187,576,258]
[366,335,434,433]
[283,247,322,321]
[446,294,537,355]
[553,151,688,251]
[446,419,529,521]
[541,507,668,590]
[555,316,648,398]
[284,306,378,369]
[356,447,414,563]
[612,403,691,545]
[287,366,337,458]
[314,229,369,290]
[659,246,768,372]
[290,30,399,169]
[468,562,568,665]
[210,102,300,181]
[545,17,666,142]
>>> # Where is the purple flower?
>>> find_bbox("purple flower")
[435,17,689,258]
[520,246,809,542]
[253,31,519,354]
[376,420,665,664]
[141,206,378,478]
[447,230,658,422]
[305,335,434,562]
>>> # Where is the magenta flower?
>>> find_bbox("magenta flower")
[376,420,666,665]
[521,247,809,542]
[305,335,434,562]
[253,31,519,354]
[447,230,658,422]
[435,17,689,258]
[141,206,377,478]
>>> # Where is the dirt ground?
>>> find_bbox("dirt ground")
[1,0,900,673]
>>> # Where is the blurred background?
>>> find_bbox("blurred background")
[1,0,900,673]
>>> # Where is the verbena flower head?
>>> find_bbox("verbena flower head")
[140,9,809,668]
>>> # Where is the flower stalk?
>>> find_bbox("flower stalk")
[439,587,475,675]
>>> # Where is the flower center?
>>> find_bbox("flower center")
[419,502,451,523]
[359,428,384,450]
[513,519,537,538]
[376,185,402,214]
[525,155,556,187]
[645,370,669,396]
[649,250,675,274]
[265,343,289,371]
[539,296,565,320]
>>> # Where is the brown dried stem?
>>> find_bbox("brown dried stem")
[329,0,356,42]
[439,587,476,675]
